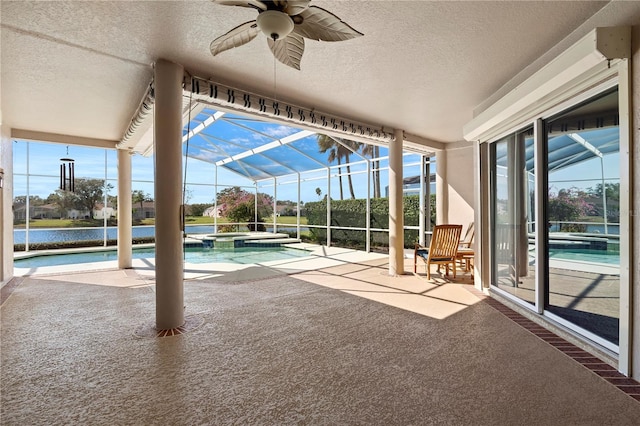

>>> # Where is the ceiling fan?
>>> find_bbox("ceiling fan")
[210,0,363,70]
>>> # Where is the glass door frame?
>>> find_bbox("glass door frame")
[484,74,632,373]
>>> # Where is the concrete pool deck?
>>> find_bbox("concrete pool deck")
[3,243,640,424]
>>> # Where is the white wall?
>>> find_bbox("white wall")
[444,143,475,234]
[630,24,639,382]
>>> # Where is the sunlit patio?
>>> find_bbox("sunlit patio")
[3,255,640,424]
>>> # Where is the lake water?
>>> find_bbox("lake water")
[13,225,302,244]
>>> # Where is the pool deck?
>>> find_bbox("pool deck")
[3,243,640,424]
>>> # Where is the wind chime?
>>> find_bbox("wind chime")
[59,146,75,192]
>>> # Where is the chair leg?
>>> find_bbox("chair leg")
[452,261,457,278]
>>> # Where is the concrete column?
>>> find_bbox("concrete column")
[436,150,447,224]
[389,129,404,276]
[154,59,184,330]
[0,124,14,285]
[117,149,132,269]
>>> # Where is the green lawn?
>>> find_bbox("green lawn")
[14,218,114,228]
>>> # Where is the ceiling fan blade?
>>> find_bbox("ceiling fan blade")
[210,21,260,56]
[294,6,363,41]
[282,0,310,16]
[212,0,267,11]
[268,32,305,70]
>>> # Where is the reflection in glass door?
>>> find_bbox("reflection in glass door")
[490,128,536,304]
[545,89,620,346]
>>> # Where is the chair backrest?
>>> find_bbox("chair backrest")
[461,222,475,246]
[428,224,463,260]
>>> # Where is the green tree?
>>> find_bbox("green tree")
[14,195,45,206]
[73,179,114,215]
[548,187,595,231]
[108,194,118,210]
[317,135,359,199]
[361,142,381,198]
[586,182,620,222]
[188,203,209,217]
[132,190,151,215]
[47,190,78,218]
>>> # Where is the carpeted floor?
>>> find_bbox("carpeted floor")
[2,270,640,425]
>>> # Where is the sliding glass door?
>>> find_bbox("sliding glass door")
[489,87,621,349]
[544,88,620,347]
[490,128,536,305]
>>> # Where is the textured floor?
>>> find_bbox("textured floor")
[2,255,640,425]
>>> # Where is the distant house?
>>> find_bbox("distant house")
[13,203,62,220]
[133,200,155,220]
[66,209,90,219]
[93,203,115,220]
[203,204,224,218]
[385,174,436,197]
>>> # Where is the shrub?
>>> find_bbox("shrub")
[305,194,434,249]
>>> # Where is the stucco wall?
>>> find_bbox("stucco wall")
[631,24,639,381]
[445,144,475,234]
[0,123,14,286]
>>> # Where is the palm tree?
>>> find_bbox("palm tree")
[317,135,359,199]
[317,135,344,200]
[132,190,150,219]
[361,143,381,198]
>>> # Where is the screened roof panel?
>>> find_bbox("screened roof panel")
[261,145,325,173]
[240,154,294,177]
[181,106,431,182]
[496,127,619,173]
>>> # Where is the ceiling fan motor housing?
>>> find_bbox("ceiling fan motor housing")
[257,10,294,40]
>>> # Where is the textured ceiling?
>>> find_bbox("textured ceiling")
[2,1,635,147]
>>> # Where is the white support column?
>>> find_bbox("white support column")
[214,165,218,232]
[296,173,301,239]
[117,149,132,269]
[326,167,331,247]
[254,184,258,231]
[0,124,14,284]
[273,178,277,233]
[103,150,108,246]
[419,155,426,246]
[436,150,448,224]
[366,158,371,253]
[25,143,30,251]
[389,129,404,276]
[154,59,184,331]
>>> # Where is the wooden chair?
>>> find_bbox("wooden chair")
[414,224,463,280]
[459,222,475,249]
[457,222,475,271]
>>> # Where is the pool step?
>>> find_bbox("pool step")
[244,238,301,246]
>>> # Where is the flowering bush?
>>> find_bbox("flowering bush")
[547,187,596,231]
[217,186,273,230]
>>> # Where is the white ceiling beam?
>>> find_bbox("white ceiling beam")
[568,133,603,158]
[183,110,225,142]
[11,129,118,149]
[403,132,445,152]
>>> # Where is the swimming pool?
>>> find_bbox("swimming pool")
[14,246,312,268]
[548,248,619,265]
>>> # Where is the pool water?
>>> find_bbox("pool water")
[14,246,311,268]
[548,248,619,265]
